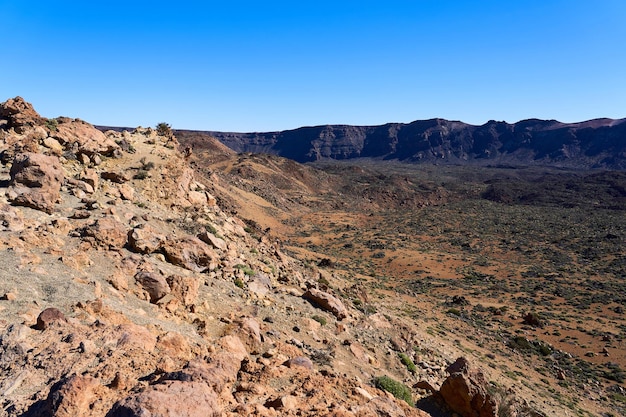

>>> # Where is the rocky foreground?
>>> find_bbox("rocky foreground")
[0,97,543,416]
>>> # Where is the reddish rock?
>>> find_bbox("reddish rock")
[162,236,217,272]
[52,118,120,157]
[135,270,171,303]
[79,168,99,190]
[7,153,64,214]
[35,307,67,330]
[157,332,191,360]
[110,380,220,417]
[128,224,166,254]
[0,96,43,132]
[197,231,227,251]
[303,288,348,320]
[439,357,497,417]
[265,395,299,410]
[166,274,200,306]
[101,171,130,184]
[116,323,157,352]
[162,335,247,394]
[284,356,313,370]
[44,375,102,417]
[85,217,128,249]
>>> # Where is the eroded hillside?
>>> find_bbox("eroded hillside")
[0,97,562,417]
[180,132,626,417]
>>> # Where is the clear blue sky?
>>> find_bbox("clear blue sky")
[2,1,625,132]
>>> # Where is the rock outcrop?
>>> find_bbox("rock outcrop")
[439,357,497,417]
[7,152,64,213]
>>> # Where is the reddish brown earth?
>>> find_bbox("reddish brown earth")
[0,97,623,417]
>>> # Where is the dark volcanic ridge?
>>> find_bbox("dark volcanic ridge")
[174,117,626,169]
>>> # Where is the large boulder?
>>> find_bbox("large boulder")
[303,288,348,320]
[52,118,120,157]
[135,271,171,303]
[7,152,64,213]
[439,357,497,417]
[128,224,166,254]
[0,96,43,132]
[161,236,217,272]
[42,375,103,417]
[84,217,128,249]
[108,380,219,417]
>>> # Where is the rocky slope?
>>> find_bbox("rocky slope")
[177,117,626,169]
[0,97,551,416]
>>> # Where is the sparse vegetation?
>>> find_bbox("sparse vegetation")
[373,376,414,406]
[156,122,173,138]
[398,352,417,373]
[234,264,255,276]
[45,118,58,131]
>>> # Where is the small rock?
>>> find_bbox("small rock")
[303,288,348,320]
[35,307,67,330]
[284,356,313,370]
[1,292,17,301]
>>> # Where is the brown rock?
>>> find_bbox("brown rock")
[35,307,67,330]
[101,171,129,184]
[157,332,191,360]
[0,204,24,231]
[264,395,299,410]
[303,288,348,320]
[110,380,220,417]
[118,183,135,200]
[128,224,166,254]
[163,335,247,394]
[0,96,43,132]
[197,231,227,251]
[44,375,102,417]
[162,236,217,272]
[231,317,262,351]
[52,119,120,157]
[79,168,99,190]
[167,274,200,306]
[284,356,313,370]
[7,152,64,213]
[116,323,157,352]
[135,270,171,303]
[85,217,128,249]
[439,357,497,417]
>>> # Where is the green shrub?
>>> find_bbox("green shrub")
[234,278,245,288]
[234,264,255,276]
[398,353,417,373]
[447,307,461,316]
[312,315,327,326]
[156,122,173,138]
[45,118,58,132]
[373,376,414,406]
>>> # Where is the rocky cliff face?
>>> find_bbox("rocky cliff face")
[183,117,626,169]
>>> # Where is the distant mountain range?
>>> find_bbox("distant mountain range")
[175,118,626,170]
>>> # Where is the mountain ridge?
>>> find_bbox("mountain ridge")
[174,117,626,169]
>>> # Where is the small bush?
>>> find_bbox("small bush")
[373,376,414,406]
[312,315,327,326]
[234,278,245,289]
[156,122,173,138]
[134,170,149,180]
[45,118,58,132]
[234,264,255,276]
[398,353,417,373]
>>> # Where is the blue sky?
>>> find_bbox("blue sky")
[2,1,625,131]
